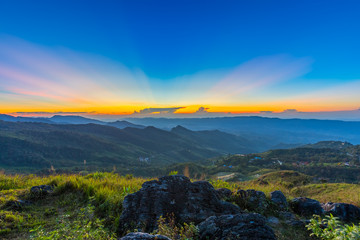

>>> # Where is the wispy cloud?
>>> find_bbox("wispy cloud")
[134,107,184,115]
[201,55,312,104]
[1,35,358,118]
[0,36,155,112]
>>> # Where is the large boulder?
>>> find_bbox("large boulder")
[322,202,360,222]
[118,175,241,233]
[270,190,288,210]
[198,213,277,240]
[290,197,324,216]
[119,232,171,240]
[236,189,268,213]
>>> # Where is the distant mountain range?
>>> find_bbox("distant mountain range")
[0,114,145,129]
[0,120,257,171]
[125,116,360,146]
[2,114,360,152]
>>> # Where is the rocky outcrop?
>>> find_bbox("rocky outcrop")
[322,202,360,222]
[118,175,241,233]
[119,232,171,240]
[290,197,324,216]
[270,190,288,210]
[236,189,268,213]
[215,188,232,199]
[198,213,277,240]
[30,185,54,198]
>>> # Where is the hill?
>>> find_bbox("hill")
[106,120,145,129]
[125,116,360,148]
[0,121,256,173]
[302,140,353,150]
[207,142,360,183]
[0,114,146,129]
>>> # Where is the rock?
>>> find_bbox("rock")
[270,190,288,210]
[236,189,269,213]
[4,200,32,210]
[278,211,304,227]
[322,202,360,222]
[118,175,241,233]
[267,216,280,226]
[215,188,232,199]
[198,213,277,240]
[290,197,324,216]
[30,185,54,197]
[119,232,172,240]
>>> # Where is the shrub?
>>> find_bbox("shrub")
[154,213,198,240]
[306,214,360,240]
[169,171,179,176]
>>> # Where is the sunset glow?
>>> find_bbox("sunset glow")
[0,1,359,119]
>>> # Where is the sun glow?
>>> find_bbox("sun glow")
[0,36,359,118]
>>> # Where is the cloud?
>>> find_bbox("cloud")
[134,107,184,115]
[281,109,299,113]
[202,55,312,104]
[195,107,209,114]
[0,36,154,111]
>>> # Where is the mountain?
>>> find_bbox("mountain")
[0,121,256,172]
[171,125,258,153]
[106,120,145,129]
[0,114,145,130]
[125,116,360,147]
[302,141,353,150]
[49,115,104,124]
[0,114,54,123]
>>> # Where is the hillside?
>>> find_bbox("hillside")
[125,116,360,147]
[0,121,256,173]
[205,142,360,183]
[1,171,359,240]
[0,114,146,129]
[3,115,360,151]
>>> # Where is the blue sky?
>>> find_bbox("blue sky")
[1,0,359,79]
[0,0,359,117]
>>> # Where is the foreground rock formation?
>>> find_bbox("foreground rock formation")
[119,175,241,233]
[198,213,277,240]
[119,232,171,240]
[290,197,324,216]
[117,174,360,239]
[322,202,360,222]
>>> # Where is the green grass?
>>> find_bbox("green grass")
[291,183,360,206]
[0,172,147,239]
[1,171,360,240]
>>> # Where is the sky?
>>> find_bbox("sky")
[0,0,360,119]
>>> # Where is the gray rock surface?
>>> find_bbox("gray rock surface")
[290,197,324,216]
[119,232,171,240]
[118,175,241,233]
[215,188,232,199]
[270,190,288,210]
[236,189,269,213]
[267,216,280,226]
[322,202,360,222]
[198,213,277,240]
[278,211,304,227]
